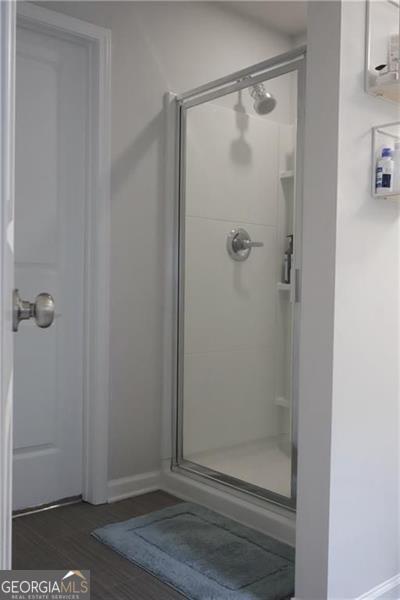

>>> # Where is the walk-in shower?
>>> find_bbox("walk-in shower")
[172,47,306,510]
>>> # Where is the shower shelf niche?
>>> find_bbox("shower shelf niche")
[372,121,400,201]
[280,170,294,180]
[365,0,400,104]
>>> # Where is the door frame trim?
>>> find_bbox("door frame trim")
[0,0,16,570]
[16,3,112,506]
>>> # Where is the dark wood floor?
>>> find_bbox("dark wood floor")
[13,490,186,599]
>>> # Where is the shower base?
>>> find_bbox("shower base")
[185,437,291,499]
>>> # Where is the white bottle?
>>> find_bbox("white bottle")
[376,147,394,194]
[392,141,400,193]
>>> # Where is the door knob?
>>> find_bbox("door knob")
[13,289,55,332]
[227,227,264,261]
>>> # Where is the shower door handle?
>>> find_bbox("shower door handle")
[294,268,301,303]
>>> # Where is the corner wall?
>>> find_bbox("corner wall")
[295,2,341,597]
[296,2,399,598]
[329,0,399,596]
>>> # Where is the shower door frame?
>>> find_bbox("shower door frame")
[171,47,306,511]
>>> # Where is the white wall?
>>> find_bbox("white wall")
[36,1,294,481]
[329,1,399,596]
[296,2,400,598]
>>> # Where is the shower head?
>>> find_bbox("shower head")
[249,83,276,115]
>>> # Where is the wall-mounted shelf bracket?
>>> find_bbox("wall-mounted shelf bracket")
[365,0,400,104]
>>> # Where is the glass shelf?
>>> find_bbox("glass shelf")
[365,0,400,103]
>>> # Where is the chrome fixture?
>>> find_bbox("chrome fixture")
[226,227,264,261]
[13,289,55,332]
[249,83,276,115]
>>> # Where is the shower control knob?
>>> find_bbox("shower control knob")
[226,227,264,262]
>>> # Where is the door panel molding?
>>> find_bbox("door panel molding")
[0,0,15,570]
[16,3,111,506]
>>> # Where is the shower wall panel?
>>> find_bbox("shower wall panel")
[183,102,294,457]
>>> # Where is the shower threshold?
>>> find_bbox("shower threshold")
[175,437,296,511]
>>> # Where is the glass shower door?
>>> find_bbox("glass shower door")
[175,53,305,509]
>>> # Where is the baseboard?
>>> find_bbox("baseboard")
[107,470,161,503]
[356,573,400,600]
[291,573,400,600]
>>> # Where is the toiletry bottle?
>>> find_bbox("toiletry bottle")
[393,141,400,193]
[282,235,294,284]
[283,252,289,285]
[376,147,394,194]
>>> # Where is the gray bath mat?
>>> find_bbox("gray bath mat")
[92,502,294,600]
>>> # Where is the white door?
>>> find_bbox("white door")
[12,22,88,511]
